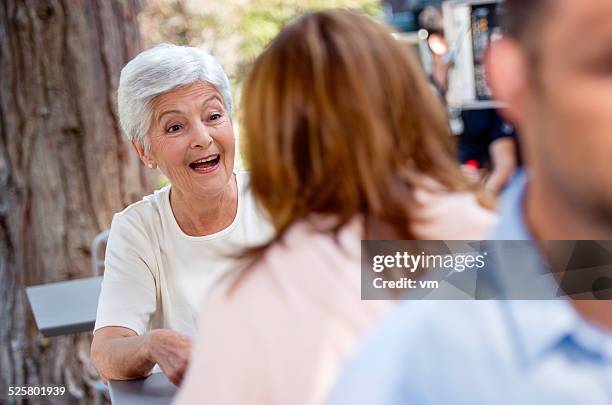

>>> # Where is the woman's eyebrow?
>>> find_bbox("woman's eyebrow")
[157,109,182,124]
[202,95,224,108]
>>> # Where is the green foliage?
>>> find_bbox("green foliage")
[158,174,170,189]
[141,0,381,96]
[235,0,381,88]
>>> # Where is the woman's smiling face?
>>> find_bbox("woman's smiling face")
[143,81,235,199]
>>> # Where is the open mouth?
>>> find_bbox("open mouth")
[189,154,221,173]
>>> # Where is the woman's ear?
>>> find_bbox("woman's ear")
[486,37,529,128]
[131,140,156,169]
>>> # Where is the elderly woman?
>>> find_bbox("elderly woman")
[90,44,272,386]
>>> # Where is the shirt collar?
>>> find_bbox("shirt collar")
[489,169,531,241]
[506,299,612,366]
[504,300,580,366]
[485,170,554,297]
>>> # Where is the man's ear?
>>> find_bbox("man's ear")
[486,37,529,128]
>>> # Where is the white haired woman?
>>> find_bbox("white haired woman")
[90,44,272,386]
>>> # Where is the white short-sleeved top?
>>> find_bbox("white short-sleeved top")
[94,171,273,337]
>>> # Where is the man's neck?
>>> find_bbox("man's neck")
[525,175,612,333]
[525,176,612,240]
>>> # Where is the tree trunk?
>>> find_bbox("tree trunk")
[0,1,152,403]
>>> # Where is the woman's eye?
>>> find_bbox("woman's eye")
[209,113,222,121]
[166,124,182,133]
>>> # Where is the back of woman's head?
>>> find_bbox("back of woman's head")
[243,10,470,239]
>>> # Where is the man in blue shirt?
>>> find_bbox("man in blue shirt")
[330,0,612,403]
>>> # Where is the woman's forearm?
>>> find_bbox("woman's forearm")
[91,329,156,381]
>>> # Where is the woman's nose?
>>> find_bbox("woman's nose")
[190,122,213,149]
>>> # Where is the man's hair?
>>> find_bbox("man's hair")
[503,0,550,43]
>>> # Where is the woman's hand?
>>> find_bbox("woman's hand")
[410,187,498,240]
[145,329,192,386]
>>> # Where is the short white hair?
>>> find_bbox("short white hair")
[117,44,233,146]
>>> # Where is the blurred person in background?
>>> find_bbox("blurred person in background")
[330,0,612,403]
[421,5,519,194]
[175,9,496,405]
[90,44,272,386]
[455,108,519,194]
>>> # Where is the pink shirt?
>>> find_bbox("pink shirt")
[174,190,497,405]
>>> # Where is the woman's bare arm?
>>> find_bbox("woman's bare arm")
[91,326,191,385]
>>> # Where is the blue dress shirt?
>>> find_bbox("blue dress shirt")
[329,171,612,405]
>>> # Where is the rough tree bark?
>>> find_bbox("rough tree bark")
[0,1,153,403]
